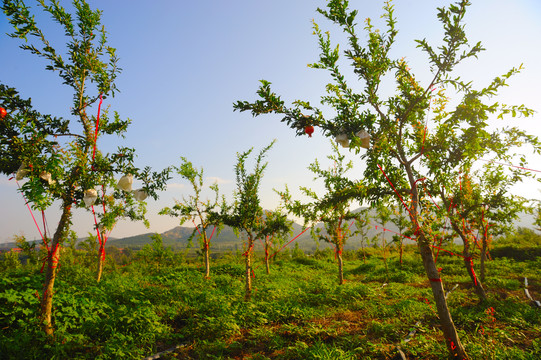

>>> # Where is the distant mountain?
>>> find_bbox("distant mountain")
[162,226,196,240]
[1,208,537,253]
[90,207,541,252]
[107,221,310,251]
[105,208,391,252]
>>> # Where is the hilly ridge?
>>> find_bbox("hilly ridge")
[106,207,406,252]
[104,207,538,252]
[1,208,536,253]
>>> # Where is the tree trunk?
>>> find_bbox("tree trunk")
[204,244,210,278]
[382,232,389,281]
[479,250,486,283]
[96,242,105,282]
[450,220,488,303]
[463,243,487,302]
[40,202,71,337]
[399,240,404,267]
[480,233,488,283]
[41,250,59,337]
[405,167,468,359]
[265,238,270,275]
[418,237,469,359]
[244,239,253,301]
[337,249,344,285]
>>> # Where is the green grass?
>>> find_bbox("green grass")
[0,248,540,359]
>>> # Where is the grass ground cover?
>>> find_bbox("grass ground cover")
[1,247,540,359]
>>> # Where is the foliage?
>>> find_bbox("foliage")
[0,250,22,271]
[79,233,99,253]
[0,246,540,359]
[353,207,371,263]
[1,0,170,335]
[436,161,531,262]
[213,140,291,298]
[278,142,362,284]
[388,200,412,265]
[138,234,174,266]
[160,157,223,251]
[218,140,277,240]
[491,227,541,261]
[373,200,392,250]
[495,227,541,248]
[14,235,38,266]
[234,0,540,356]
[291,242,305,259]
[373,198,393,280]
[261,208,294,273]
[1,0,169,213]
[279,143,361,252]
[160,157,224,277]
[233,0,539,251]
[535,203,541,232]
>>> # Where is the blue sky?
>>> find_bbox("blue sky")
[1,0,540,243]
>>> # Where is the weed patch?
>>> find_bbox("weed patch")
[1,252,540,359]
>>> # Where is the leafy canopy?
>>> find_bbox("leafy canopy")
[234,0,539,236]
[1,0,170,225]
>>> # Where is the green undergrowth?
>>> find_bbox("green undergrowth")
[1,249,540,359]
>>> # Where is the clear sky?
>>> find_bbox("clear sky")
[1,0,540,243]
